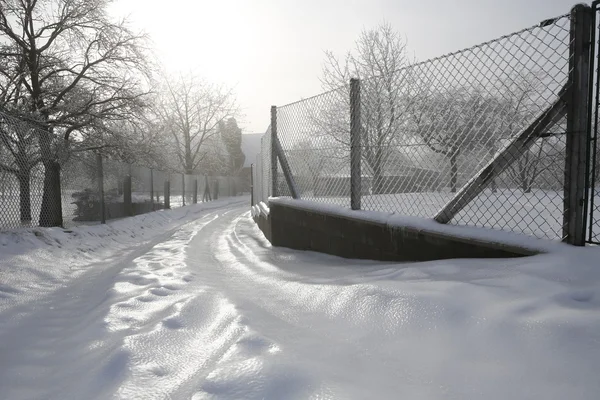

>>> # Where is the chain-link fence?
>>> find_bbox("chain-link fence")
[253,126,272,205]
[588,2,600,245]
[1,111,50,230]
[0,110,248,231]
[355,13,571,240]
[253,7,600,244]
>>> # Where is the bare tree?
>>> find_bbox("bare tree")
[156,73,237,175]
[505,137,563,192]
[496,71,562,193]
[409,85,503,192]
[0,0,150,226]
[98,115,176,170]
[319,22,412,194]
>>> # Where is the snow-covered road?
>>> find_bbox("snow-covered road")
[1,201,600,399]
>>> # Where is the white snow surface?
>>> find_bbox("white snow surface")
[1,197,600,399]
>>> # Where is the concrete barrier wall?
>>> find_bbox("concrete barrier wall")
[253,199,541,262]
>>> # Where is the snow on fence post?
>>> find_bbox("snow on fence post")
[271,105,278,197]
[563,4,593,246]
[350,77,362,211]
[96,153,106,224]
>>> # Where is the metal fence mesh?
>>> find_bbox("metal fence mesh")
[590,129,600,242]
[589,4,600,244]
[255,126,271,204]
[356,14,570,239]
[277,87,352,206]
[0,111,57,229]
[252,13,589,242]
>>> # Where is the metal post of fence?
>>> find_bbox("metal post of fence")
[350,78,362,210]
[182,173,186,206]
[193,178,198,204]
[271,105,278,197]
[563,4,593,245]
[150,168,154,211]
[250,164,254,206]
[124,174,132,216]
[96,153,106,224]
[164,180,170,209]
[274,136,300,199]
[118,175,123,195]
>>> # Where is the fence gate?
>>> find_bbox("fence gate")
[588,2,600,244]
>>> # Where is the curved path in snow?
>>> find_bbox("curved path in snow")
[1,203,600,399]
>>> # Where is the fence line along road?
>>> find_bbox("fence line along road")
[253,6,600,245]
[0,111,247,230]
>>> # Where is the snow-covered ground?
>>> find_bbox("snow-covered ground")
[1,197,600,399]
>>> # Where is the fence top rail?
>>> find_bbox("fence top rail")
[276,12,570,111]
[278,84,350,110]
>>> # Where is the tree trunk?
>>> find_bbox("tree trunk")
[490,174,498,193]
[204,176,212,201]
[17,170,32,222]
[520,166,529,193]
[39,160,63,227]
[450,149,459,193]
[524,176,533,194]
[371,155,384,195]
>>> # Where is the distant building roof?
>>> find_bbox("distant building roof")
[319,148,442,178]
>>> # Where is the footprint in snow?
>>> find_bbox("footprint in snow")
[162,317,184,330]
[118,275,158,286]
[553,289,596,309]
[150,287,170,297]
[235,334,279,356]
[150,365,169,377]
[148,262,164,271]
[137,295,155,303]
[570,289,594,303]
[162,284,182,291]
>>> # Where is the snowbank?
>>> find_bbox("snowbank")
[0,196,249,313]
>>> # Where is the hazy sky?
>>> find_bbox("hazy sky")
[111,0,578,133]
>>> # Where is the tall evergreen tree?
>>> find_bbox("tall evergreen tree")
[219,117,245,175]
